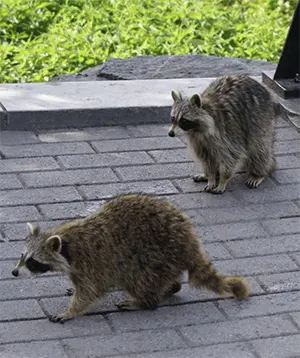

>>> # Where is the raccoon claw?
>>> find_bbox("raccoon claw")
[204,184,215,192]
[66,288,74,296]
[49,314,70,324]
[245,177,264,189]
[204,184,225,195]
[245,180,258,189]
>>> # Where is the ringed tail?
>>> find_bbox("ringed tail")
[188,256,249,300]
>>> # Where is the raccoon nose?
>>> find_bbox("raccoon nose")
[168,130,175,137]
[12,269,19,277]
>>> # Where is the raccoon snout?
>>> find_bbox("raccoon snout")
[168,130,175,137]
[12,269,19,277]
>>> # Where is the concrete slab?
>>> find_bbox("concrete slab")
[0,78,213,130]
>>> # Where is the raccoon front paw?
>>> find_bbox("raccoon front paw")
[49,313,71,324]
[209,186,226,195]
[193,174,207,182]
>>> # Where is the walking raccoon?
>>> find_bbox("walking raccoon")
[168,75,277,194]
[12,194,249,323]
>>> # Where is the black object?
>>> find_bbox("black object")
[262,1,300,99]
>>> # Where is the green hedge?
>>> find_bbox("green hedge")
[0,0,297,83]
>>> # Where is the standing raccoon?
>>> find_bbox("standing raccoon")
[12,194,249,323]
[169,75,276,194]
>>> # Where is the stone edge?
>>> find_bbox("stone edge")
[0,106,171,131]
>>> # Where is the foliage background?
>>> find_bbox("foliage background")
[0,0,297,83]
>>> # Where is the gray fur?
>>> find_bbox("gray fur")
[169,75,277,194]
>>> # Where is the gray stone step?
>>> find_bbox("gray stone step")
[0,78,213,130]
[0,76,298,131]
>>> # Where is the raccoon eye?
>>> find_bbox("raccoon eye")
[171,116,175,123]
[179,118,189,127]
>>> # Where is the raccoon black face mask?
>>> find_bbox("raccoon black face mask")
[12,254,52,277]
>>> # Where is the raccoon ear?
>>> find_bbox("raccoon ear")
[27,222,40,236]
[190,94,202,108]
[171,90,182,102]
[46,235,62,252]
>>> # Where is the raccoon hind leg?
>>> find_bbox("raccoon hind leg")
[246,147,275,189]
[117,282,181,311]
[116,292,163,311]
[118,271,183,311]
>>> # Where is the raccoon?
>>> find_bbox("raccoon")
[12,194,249,323]
[168,75,277,194]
